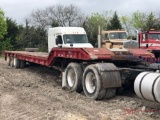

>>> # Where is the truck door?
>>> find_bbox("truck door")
[141,33,148,48]
[55,35,63,47]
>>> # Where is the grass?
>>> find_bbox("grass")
[0,54,4,58]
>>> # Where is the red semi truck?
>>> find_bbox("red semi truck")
[3,27,160,103]
[138,29,160,59]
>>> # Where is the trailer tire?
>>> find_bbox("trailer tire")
[13,57,20,68]
[82,65,106,100]
[20,60,25,68]
[7,55,11,66]
[104,88,116,99]
[66,63,83,93]
[11,57,14,67]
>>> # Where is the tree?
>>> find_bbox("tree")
[107,12,122,30]
[131,11,147,31]
[18,19,48,52]
[4,18,20,49]
[29,4,85,28]
[0,18,24,53]
[154,12,160,30]
[145,12,156,30]
[121,15,133,36]
[153,19,160,30]
[121,11,158,37]
[131,11,158,31]
[86,13,106,37]
[0,8,7,40]
[84,13,106,45]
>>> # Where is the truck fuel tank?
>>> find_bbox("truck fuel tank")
[134,72,160,103]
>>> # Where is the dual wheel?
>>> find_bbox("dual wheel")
[65,63,116,100]
[7,56,25,68]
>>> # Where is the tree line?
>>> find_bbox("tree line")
[0,4,160,54]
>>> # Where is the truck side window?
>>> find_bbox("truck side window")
[158,34,160,39]
[145,34,148,40]
[57,35,63,44]
[105,34,109,41]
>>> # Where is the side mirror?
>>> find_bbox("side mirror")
[56,37,59,45]
[56,36,63,47]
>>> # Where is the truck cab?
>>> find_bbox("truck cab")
[48,27,93,52]
[138,29,160,58]
[101,30,138,50]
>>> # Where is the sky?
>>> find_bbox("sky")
[0,0,160,24]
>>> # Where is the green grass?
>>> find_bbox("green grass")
[0,55,4,58]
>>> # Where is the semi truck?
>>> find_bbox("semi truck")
[101,30,138,49]
[3,27,160,103]
[138,29,160,59]
[101,29,160,61]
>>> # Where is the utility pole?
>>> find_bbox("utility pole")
[98,25,101,48]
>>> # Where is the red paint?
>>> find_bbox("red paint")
[139,30,160,50]
[4,48,113,67]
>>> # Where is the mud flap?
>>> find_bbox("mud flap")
[62,71,67,89]
[94,63,122,88]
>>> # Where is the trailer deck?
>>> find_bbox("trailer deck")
[5,51,49,58]
[4,47,155,67]
[4,48,115,66]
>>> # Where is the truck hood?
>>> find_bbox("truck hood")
[109,39,139,48]
[123,40,139,48]
[62,43,93,48]
[110,39,128,43]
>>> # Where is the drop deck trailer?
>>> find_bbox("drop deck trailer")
[4,47,160,103]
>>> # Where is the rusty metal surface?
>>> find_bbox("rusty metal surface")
[5,51,49,58]
[126,49,154,57]
[83,48,114,56]
[94,63,121,88]
[82,48,114,60]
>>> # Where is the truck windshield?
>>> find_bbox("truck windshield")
[109,32,127,39]
[149,34,160,39]
[63,34,89,43]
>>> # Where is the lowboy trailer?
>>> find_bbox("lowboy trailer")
[3,27,160,103]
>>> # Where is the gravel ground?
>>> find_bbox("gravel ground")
[0,58,160,120]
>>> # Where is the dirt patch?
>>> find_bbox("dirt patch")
[0,58,160,120]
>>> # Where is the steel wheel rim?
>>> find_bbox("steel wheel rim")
[13,58,16,66]
[67,69,75,87]
[85,72,96,93]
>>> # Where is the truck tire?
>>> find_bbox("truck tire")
[7,55,11,66]
[104,88,116,99]
[11,57,14,67]
[20,60,26,68]
[13,57,20,68]
[82,65,106,100]
[65,63,83,93]
[116,87,124,95]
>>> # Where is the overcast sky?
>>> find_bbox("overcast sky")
[0,0,160,24]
